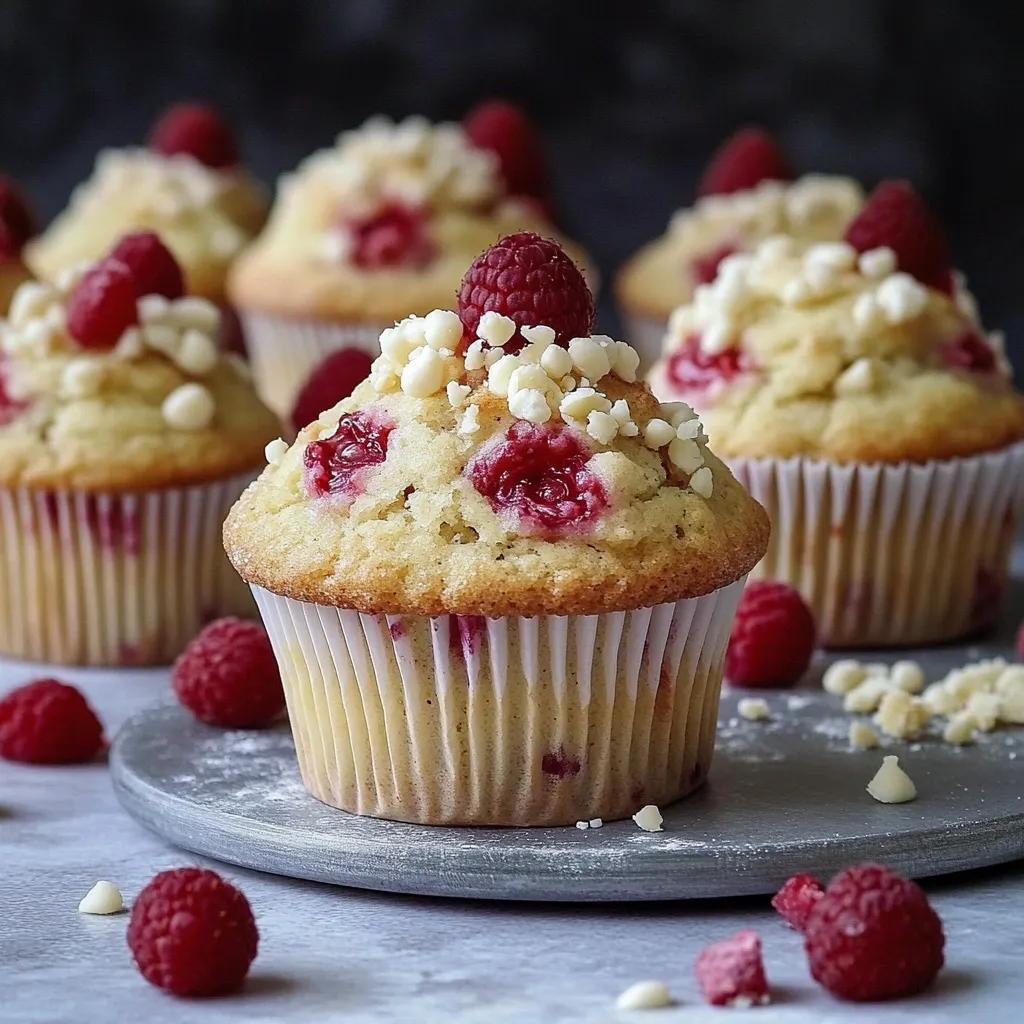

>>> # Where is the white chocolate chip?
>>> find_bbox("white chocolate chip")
[423,308,463,351]
[400,346,446,398]
[174,329,219,376]
[540,344,574,379]
[805,241,857,272]
[615,980,673,1011]
[823,659,868,696]
[459,405,481,434]
[866,755,917,804]
[661,402,698,428]
[589,818,603,828]
[875,273,928,324]
[835,357,885,396]
[60,358,104,399]
[943,712,978,746]
[476,311,517,348]
[265,438,289,465]
[464,339,487,371]
[643,418,676,449]
[689,466,713,499]
[8,281,59,327]
[369,358,400,394]
[874,690,929,740]
[923,682,961,717]
[520,324,556,349]
[161,382,215,431]
[965,691,1001,732]
[668,437,704,474]
[844,677,891,714]
[782,276,815,307]
[143,323,180,356]
[138,294,172,323]
[168,296,220,334]
[113,326,145,360]
[586,410,619,444]
[738,697,770,721]
[78,880,124,915]
[568,337,612,383]
[996,672,1024,725]
[632,804,664,832]
[609,399,631,425]
[857,247,897,279]
[675,417,702,440]
[849,721,879,750]
[609,341,640,383]
[560,387,612,424]
[890,661,925,695]
[509,388,553,424]
[486,353,522,397]
[446,381,471,408]
[852,292,883,332]
[575,820,589,831]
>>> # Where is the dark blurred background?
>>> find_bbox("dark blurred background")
[4,0,1024,344]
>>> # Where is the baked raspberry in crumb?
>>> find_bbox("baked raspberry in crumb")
[695,930,770,1007]
[304,410,394,499]
[109,231,185,300]
[347,202,436,270]
[772,873,824,931]
[463,99,548,203]
[66,257,139,349]
[805,863,944,1001]
[172,618,284,728]
[0,679,104,764]
[689,242,738,286]
[127,867,258,996]
[697,126,792,198]
[725,581,816,687]
[149,102,240,169]
[0,176,36,256]
[666,333,751,399]
[467,421,607,536]
[0,363,27,426]
[291,348,374,431]
[941,330,997,375]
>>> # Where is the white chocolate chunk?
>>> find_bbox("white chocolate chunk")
[477,311,517,348]
[575,820,589,831]
[540,344,574,379]
[60,358,105,399]
[162,383,215,430]
[738,697,770,721]
[615,980,673,1011]
[667,437,704,474]
[689,466,713,499]
[609,340,640,382]
[890,660,925,695]
[632,804,664,832]
[643,418,676,449]
[844,677,891,714]
[78,880,124,915]
[486,353,522,397]
[587,410,619,444]
[923,682,960,717]
[264,438,288,465]
[875,273,928,324]
[446,381,471,408]
[965,691,1001,732]
[943,712,977,746]
[874,690,930,740]
[509,388,552,424]
[9,281,59,327]
[568,337,612,382]
[867,755,917,804]
[560,387,611,423]
[589,818,603,828]
[857,247,897,279]
[996,672,1024,725]
[463,339,487,371]
[174,329,219,376]
[823,659,868,696]
[459,405,481,434]
[423,308,463,351]
[401,346,446,398]
[168,296,220,334]
[849,721,879,750]
[520,324,556,349]
[805,241,857,272]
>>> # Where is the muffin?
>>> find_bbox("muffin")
[649,181,1024,647]
[0,232,279,665]
[25,103,266,306]
[228,114,592,420]
[224,233,768,827]
[0,176,38,314]
[616,127,863,369]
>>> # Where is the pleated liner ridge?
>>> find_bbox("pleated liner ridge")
[253,579,745,827]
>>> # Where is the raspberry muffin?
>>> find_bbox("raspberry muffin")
[616,128,863,369]
[26,103,266,307]
[224,233,768,827]
[650,181,1024,646]
[0,176,38,314]
[228,113,591,419]
[0,232,279,665]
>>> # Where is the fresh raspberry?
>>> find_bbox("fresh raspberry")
[690,242,738,286]
[109,231,185,300]
[941,330,997,374]
[346,202,436,270]
[66,258,140,350]
[463,99,549,202]
[291,348,373,431]
[466,421,607,536]
[457,232,594,351]
[772,873,824,931]
[844,180,952,292]
[303,410,394,499]
[666,333,751,399]
[725,581,816,687]
[149,102,240,169]
[127,867,258,996]
[172,618,284,728]
[0,176,36,257]
[697,127,792,198]
[695,930,770,1007]
[805,863,945,1001]
[0,679,104,764]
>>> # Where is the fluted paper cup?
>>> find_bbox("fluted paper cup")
[0,473,255,666]
[619,311,669,377]
[252,579,746,827]
[730,442,1024,647]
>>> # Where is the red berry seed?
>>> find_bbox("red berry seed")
[172,618,284,728]
[463,98,549,203]
[303,410,394,499]
[772,873,824,932]
[127,867,258,997]
[66,258,140,350]
[0,679,105,764]
[0,176,36,258]
[291,348,374,431]
[109,231,185,300]
[347,202,436,270]
[695,929,770,1007]
[149,102,240,169]
[697,127,792,198]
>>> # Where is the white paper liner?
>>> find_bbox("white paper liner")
[252,579,745,827]
[241,312,386,419]
[730,442,1024,647]
[619,310,669,376]
[0,473,255,666]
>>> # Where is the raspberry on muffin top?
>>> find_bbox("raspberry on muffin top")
[0,176,37,315]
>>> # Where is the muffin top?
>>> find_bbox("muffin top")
[649,185,1024,463]
[0,234,279,491]
[227,116,590,322]
[225,234,768,616]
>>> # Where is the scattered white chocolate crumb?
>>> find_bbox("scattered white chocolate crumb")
[738,697,770,721]
[615,980,673,1011]
[688,466,714,499]
[161,383,215,431]
[632,805,664,833]
[849,721,879,750]
[866,755,917,804]
[575,820,589,831]
[874,690,929,740]
[843,677,891,714]
[890,660,925,695]
[965,691,1001,732]
[822,659,868,696]
[446,380,471,409]
[264,438,288,465]
[589,818,604,829]
[78,880,124,915]
[459,405,481,435]
[943,712,977,746]
[477,311,517,348]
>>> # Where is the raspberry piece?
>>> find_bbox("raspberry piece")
[127,867,258,996]
[218,304,247,356]
[291,348,373,431]
[346,202,436,270]
[303,410,394,499]
[449,614,486,663]
[0,362,28,427]
[463,99,548,202]
[941,330,996,374]
[467,421,607,536]
[457,232,594,352]
[666,333,751,399]
[66,257,139,350]
[695,930,770,1007]
[805,863,945,1001]
[109,231,185,300]
[172,618,284,728]
[0,176,36,257]
[697,127,792,198]
[689,242,737,286]
[844,180,951,292]
[772,873,824,931]
[149,102,240,169]
[540,748,582,779]
[0,679,104,764]
[725,581,816,687]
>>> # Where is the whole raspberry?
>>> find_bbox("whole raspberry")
[463,99,549,202]
[844,180,952,292]
[772,873,824,931]
[457,232,594,350]
[127,867,258,996]
[291,348,373,431]
[725,581,816,687]
[149,102,240,169]
[172,618,284,728]
[67,257,140,350]
[303,410,394,499]
[0,679,104,764]
[346,202,436,270]
[0,176,36,257]
[109,231,185,300]
[695,930,770,1007]
[805,863,945,1001]
[697,127,792,198]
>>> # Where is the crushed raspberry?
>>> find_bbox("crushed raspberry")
[725,581,816,687]
[291,348,373,431]
[449,615,486,662]
[0,363,27,427]
[844,180,952,292]
[666,333,750,399]
[67,257,139,350]
[463,99,549,203]
[695,930,770,1007]
[172,618,284,728]
[941,330,997,375]
[457,232,594,352]
[149,102,240,169]
[772,873,824,931]
[805,863,944,1001]
[109,231,185,300]
[303,410,394,499]
[0,679,105,764]
[0,176,36,258]
[541,748,582,779]
[689,242,738,286]
[127,867,258,996]
[466,421,607,536]
[346,202,436,270]
[697,127,792,198]
[388,619,407,642]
